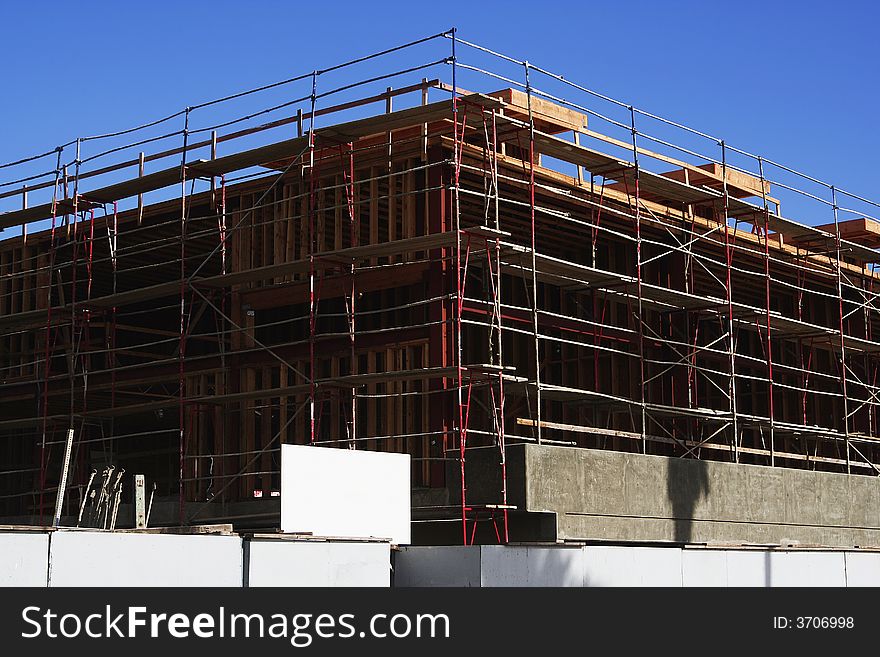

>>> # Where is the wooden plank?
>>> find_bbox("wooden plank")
[260,191,270,283]
[487,88,587,134]
[279,365,288,447]
[663,162,770,199]
[0,250,8,317]
[367,350,377,451]
[386,348,395,449]
[284,182,296,275]
[20,245,32,313]
[261,365,273,491]
[334,177,343,252]
[388,167,397,259]
[243,311,256,498]
[369,166,379,265]
[330,357,340,444]
[36,250,49,309]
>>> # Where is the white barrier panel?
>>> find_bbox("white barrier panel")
[766,551,847,587]
[397,545,875,587]
[48,531,243,587]
[844,552,880,586]
[281,445,411,544]
[722,550,770,587]
[681,550,729,587]
[0,532,49,586]
[4,530,877,587]
[397,546,682,587]
[247,540,390,587]
[583,546,683,587]
[394,547,482,587]
[480,546,585,587]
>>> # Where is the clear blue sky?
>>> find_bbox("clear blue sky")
[2,0,878,224]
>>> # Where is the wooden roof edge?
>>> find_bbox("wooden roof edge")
[0,93,504,232]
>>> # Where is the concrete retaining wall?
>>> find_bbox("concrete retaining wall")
[518,445,880,546]
[394,545,880,587]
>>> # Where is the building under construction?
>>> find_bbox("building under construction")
[3,31,880,547]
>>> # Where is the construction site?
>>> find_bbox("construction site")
[3,30,880,585]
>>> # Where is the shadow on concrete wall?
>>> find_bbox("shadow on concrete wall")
[666,458,710,544]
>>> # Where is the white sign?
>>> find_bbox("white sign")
[281,445,411,544]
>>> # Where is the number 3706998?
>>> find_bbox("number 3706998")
[774,617,854,629]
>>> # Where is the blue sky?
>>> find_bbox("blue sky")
[2,0,878,225]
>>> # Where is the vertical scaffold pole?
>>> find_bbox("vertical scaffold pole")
[178,108,190,525]
[66,140,82,499]
[343,142,358,449]
[218,173,228,499]
[865,276,876,441]
[109,201,118,418]
[485,107,508,542]
[831,185,851,473]
[69,139,81,430]
[757,157,775,466]
[720,140,739,462]
[523,61,542,445]
[39,146,64,525]
[137,152,145,226]
[450,28,468,545]
[308,70,318,445]
[629,107,647,452]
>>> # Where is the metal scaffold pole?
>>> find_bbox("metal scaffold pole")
[342,142,358,449]
[629,107,647,452]
[523,61,542,446]
[39,147,64,525]
[178,108,191,525]
[832,185,852,474]
[450,28,469,546]
[757,157,776,467]
[720,140,739,462]
[308,70,318,446]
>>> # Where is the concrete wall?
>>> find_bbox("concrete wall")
[247,539,390,587]
[395,545,880,587]
[519,445,880,546]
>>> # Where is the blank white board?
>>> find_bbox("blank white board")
[281,445,411,544]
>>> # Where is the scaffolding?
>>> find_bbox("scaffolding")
[2,30,880,542]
